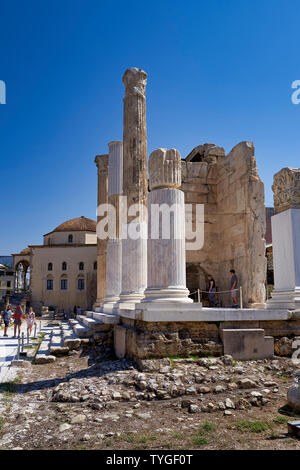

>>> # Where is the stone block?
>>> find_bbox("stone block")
[287,383,300,413]
[35,354,56,364]
[222,328,274,360]
[64,338,81,350]
[114,325,126,359]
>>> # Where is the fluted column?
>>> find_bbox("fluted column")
[101,141,123,314]
[119,68,148,305]
[143,148,192,302]
[94,154,108,309]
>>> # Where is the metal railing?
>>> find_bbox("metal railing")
[190,286,243,308]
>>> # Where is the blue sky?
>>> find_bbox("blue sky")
[1,0,300,254]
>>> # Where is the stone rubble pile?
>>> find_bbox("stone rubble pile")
[49,355,295,415]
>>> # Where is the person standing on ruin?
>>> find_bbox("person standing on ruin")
[27,307,36,336]
[2,304,12,337]
[12,305,23,338]
[207,275,217,307]
[230,269,239,307]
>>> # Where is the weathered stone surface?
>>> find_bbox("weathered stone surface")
[225,398,235,409]
[287,381,300,412]
[119,67,148,304]
[214,385,226,393]
[35,354,56,364]
[50,346,69,355]
[189,404,200,413]
[183,140,266,307]
[135,358,171,372]
[94,154,109,307]
[122,67,148,211]
[149,148,181,190]
[59,423,71,432]
[267,182,300,310]
[71,414,87,425]
[274,337,293,357]
[273,167,300,213]
[223,328,274,360]
[101,141,123,313]
[237,378,257,389]
[199,386,211,394]
[221,355,234,365]
[145,157,191,302]
[123,319,221,359]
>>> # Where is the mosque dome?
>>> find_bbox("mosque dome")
[45,216,96,235]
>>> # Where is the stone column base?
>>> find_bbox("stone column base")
[100,297,120,315]
[267,288,300,310]
[118,291,145,311]
[142,287,193,303]
[93,301,103,311]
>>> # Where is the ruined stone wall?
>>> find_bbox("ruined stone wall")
[216,142,266,307]
[120,317,221,359]
[182,141,266,307]
[117,317,300,360]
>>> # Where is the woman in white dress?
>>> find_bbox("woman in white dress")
[27,307,36,336]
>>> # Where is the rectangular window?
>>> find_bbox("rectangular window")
[47,279,53,291]
[77,279,85,290]
[61,279,68,290]
[7,281,11,288]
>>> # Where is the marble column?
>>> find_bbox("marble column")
[143,148,192,303]
[119,68,148,306]
[94,154,109,310]
[267,167,300,309]
[101,141,123,314]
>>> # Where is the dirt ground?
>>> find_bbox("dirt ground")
[0,346,300,451]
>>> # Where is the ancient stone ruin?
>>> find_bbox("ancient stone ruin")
[90,67,300,363]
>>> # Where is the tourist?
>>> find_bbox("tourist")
[77,306,82,315]
[66,307,72,320]
[73,305,77,317]
[207,275,217,307]
[230,269,239,307]
[27,307,36,336]
[2,304,12,337]
[12,305,23,338]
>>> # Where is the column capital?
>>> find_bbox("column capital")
[149,148,181,191]
[95,154,109,173]
[123,68,147,98]
[272,167,300,213]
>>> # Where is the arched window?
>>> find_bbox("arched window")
[62,262,67,271]
[48,263,53,271]
[79,262,84,271]
[94,261,97,270]
[68,234,73,243]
